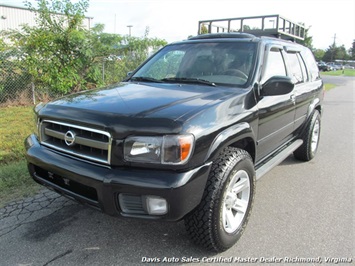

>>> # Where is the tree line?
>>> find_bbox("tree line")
[313,42,355,63]
[0,0,167,100]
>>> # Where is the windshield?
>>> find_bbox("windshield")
[131,41,257,87]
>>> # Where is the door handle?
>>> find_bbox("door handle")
[290,94,296,104]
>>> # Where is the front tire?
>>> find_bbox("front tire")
[184,147,255,252]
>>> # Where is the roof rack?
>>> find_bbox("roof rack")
[189,32,255,40]
[198,15,305,41]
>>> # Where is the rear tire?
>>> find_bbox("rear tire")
[184,147,255,252]
[294,110,321,161]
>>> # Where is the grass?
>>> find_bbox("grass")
[321,69,355,76]
[324,83,337,91]
[0,106,36,164]
[0,161,40,207]
[0,106,40,206]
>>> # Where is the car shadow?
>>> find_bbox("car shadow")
[279,154,319,167]
[278,154,300,166]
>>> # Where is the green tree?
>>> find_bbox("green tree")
[296,26,313,49]
[313,49,325,61]
[323,44,349,62]
[85,23,124,86]
[6,0,91,94]
[0,33,33,103]
[350,40,355,60]
[200,24,208,34]
[92,25,167,83]
[4,0,167,97]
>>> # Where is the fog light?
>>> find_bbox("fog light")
[144,196,168,215]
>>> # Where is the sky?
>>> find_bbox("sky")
[1,0,355,50]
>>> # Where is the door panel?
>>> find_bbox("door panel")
[293,83,313,129]
[257,94,295,161]
[256,47,296,162]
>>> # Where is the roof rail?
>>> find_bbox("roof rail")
[198,15,305,41]
[189,32,256,40]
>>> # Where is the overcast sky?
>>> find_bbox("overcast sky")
[1,0,354,50]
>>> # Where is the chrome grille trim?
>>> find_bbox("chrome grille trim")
[39,120,112,165]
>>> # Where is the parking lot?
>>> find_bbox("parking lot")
[0,76,354,266]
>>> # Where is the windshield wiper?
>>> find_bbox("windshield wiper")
[162,77,216,87]
[130,76,163,83]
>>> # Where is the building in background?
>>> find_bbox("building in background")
[0,4,93,32]
[0,4,93,105]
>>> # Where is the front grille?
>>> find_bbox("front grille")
[40,120,112,165]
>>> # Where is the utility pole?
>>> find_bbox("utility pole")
[127,25,133,36]
[114,14,116,34]
[333,33,337,46]
[331,33,337,62]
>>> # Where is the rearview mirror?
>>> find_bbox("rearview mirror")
[261,76,294,96]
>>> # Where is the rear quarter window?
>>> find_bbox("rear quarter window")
[286,52,306,84]
[301,49,320,81]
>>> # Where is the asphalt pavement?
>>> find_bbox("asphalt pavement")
[0,76,354,266]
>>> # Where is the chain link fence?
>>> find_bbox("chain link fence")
[0,53,33,106]
[0,54,127,106]
[0,51,58,106]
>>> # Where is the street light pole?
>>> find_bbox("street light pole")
[127,25,133,36]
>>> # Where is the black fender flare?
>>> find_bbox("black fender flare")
[204,122,256,162]
[307,98,322,118]
[297,97,322,137]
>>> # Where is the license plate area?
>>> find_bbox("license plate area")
[34,166,98,202]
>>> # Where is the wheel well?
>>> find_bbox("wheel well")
[230,137,255,163]
[315,105,322,114]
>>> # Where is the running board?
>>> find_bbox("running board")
[256,139,303,180]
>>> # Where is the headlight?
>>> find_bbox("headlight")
[124,134,194,165]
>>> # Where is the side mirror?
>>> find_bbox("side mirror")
[127,71,133,77]
[261,76,294,96]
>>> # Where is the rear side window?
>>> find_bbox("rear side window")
[302,49,320,81]
[286,52,305,84]
[262,48,287,83]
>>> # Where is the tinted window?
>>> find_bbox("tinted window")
[297,53,308,82]
[262,48,286,83]
[132,42,257,87]
[287,52,304,84]
[144,50,185,80]
[302,49,320,81]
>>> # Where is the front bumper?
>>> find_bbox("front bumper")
[25,134,211,221]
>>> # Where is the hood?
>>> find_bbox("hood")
[38,82,245,136]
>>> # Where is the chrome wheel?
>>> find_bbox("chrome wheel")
[222,170,251,234]
[184,147,255,251]
[311,119,320,153]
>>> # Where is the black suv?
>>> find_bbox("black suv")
[25,16,323,252]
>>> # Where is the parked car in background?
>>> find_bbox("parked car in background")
[318,62,332,71]
[344,64,355,69]
[328,63,344,71]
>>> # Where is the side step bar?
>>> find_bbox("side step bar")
[256,139,303,180]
